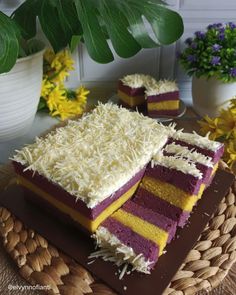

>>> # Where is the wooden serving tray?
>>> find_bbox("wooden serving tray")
[0,169,234,295]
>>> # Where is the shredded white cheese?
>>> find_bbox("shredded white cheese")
[152,151,203,178]
[164,143,213,167]
[90,226,152,274]
[121,74,156,89]
[12,103,170,208]
[172,130,222,151]
[145,79,179,96]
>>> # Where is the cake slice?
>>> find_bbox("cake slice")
[133,152,205,227]
[92,200,177,274]
[118,74,155,111]
[146,80,179,117]
[12,103,170,233]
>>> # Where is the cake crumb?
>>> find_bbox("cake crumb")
[123,286,127,291]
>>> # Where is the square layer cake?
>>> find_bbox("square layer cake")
[118,74,155,111]
[146,80,180,117]
[12,103,170,232]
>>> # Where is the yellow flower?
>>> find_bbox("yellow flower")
[198,116,222,140]
[44,49,55,64]
[52,69,70,84]
[76,86,90,101]
[51,50,74,73]
[218,109,236,138]
[51,100,83,121]
[46,86,66,112]
[226,140,236,168]
[41,78,54,98]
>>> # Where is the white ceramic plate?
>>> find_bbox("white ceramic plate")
[108,94,187,122]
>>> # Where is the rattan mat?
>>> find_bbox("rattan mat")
[0,161,235,295]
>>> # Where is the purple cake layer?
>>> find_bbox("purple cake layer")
[148,110,179,117]
[168,138,224,164]
[145,163,203,195]
[118,80,145,96]
[163,151,213,185]
[102,217,159,267]
[133,187,190,227]
[147,91,179,103]
[23,186,91,236]
[122,200,177,243]
[13,161,146,220]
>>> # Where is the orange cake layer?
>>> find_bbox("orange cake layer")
[117,90,145,107]
[148,100,179,111]
[18,176,140,232]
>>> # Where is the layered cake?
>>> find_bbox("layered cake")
[12,103,170,233]
[117,74,155,111]
[134,153,204,227]
[134,133,223,227]
[92,200,177,274]
[146,80,179,117]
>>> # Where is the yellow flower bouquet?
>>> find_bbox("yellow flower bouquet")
[199,99,236,170]
[38,49,90,121]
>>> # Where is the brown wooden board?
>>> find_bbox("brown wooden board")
[0,169,234,295]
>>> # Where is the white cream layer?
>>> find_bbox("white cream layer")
[121,74,156,89]
[172,131,222,151]
[91,226,152,274]
[145,80,179,96]
[164,143,214,167]
[13,103,170,208]
[152,151,203,178]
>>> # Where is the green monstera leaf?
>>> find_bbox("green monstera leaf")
[0,0,183,72]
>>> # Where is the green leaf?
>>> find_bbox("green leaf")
[0,12,19,74]
[98,0,141,58]
[10,0,184,63]
[74,0,114,63]
[117,3,159,48]
[143,3,184,45]
[70,35,82,52]
[37,97,48,111]
[55,0,83,39]
[38,0,68,52]
[11,0,39,39]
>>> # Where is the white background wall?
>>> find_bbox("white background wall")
[1,0,236,104]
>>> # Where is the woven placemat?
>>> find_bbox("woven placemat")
[0,161,235,295]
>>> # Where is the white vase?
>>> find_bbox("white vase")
[192,76,236,117]
[0,49,44,142]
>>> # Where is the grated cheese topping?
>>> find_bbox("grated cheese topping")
[90,226,152,274]
[145,79,179,96]
[12,103,170,208]
[152,151,203,178]
[172,130,222,151]
[121,74,156,89]
[164,143,214,167]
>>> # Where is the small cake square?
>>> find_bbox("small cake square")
[146,80,180,117]
[92,200,177,274]
[118,74,155,111]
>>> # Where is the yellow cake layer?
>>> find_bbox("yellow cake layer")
[148,100,179,111]
[112,208,168,254]
[18,176,140,233]
[117,90,145,107]
[141,176,205,211]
